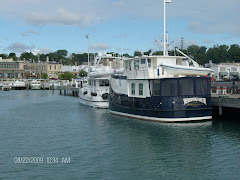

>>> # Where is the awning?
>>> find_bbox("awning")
[219,72,228,76]
[230,72,239,76]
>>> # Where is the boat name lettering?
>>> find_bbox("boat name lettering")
[183,98,207,105]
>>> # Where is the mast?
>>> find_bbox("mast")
[163,0,171,56]
[85,34,90,74]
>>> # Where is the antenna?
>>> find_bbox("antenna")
[163,0,171,56]
[180,37,184,49]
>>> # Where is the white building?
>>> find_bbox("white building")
[210,62,240,81]
[62,65,87,77]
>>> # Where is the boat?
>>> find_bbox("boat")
[78,53,124,108]
[12,80,26,90]
[30,80,41,90]
[49,80,60,89]
[108,0,213,122]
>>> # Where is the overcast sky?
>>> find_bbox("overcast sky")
[0,0,239,56]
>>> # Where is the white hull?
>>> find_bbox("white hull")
[31,85,41,90]
[109,110,212,122]
[79,92,109,108]
[160,63,213,76]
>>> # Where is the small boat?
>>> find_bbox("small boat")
[12,80,26,90]
[78,53,123,108]
[160,62,213,76]
[30,80,41,90]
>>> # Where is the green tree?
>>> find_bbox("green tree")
[144,49,152,56]
[20,52,36,60]
[228,44,240,62]
[134,51,142,57]
[40,73,48,79]
[0,53,8,59]
[79,69,88,77]
[9,52,17,61]
[58,72,75,80]
[152,51,163,55]
[56,50,68,57]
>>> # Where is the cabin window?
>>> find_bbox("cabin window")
[99,79,109,86]
[125,61,129,70]
[179,78,194,96]
[161,79,178,96]
[131,83,135,95]
[153,80,160,96]
[50,65,51,70]
[139,83,143,95]
[141,59,146,64]
[196,78,210,95]
[94,80,96,86]
[105,79,109,86]
[129,61,132,70]
[99,80,104,86]
[134,60,139,69]
[147,58,151,68]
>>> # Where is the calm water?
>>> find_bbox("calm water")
[0,90,240,180]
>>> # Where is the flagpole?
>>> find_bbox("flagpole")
[163,0,166,56]
[87,34,90,75]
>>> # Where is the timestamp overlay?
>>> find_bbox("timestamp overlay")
[13,157,71,164]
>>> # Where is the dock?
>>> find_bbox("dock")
[59,86,79,97]
[212,94,240,116]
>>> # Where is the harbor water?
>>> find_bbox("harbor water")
[0,90,240,179]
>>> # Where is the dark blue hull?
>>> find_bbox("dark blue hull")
[109,77,212,122]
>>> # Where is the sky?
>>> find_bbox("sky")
[0,0,239,56]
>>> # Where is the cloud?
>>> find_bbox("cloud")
[25,8,97,27]
[90,43,110,51]
[4,43,35,53]
[31,48,52,55]
[21,30,40,37]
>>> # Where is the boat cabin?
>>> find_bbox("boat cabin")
[124,56,185,79]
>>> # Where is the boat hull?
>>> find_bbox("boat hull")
[160,63,213,76]
[79,89,109,109]
[109,77,212,122]
[30,85,41,90]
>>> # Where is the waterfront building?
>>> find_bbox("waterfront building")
[24,56,62,79]
[0,57,25,79]
[210,62,240,81]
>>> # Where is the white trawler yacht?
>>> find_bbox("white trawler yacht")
[30,80,42,90]
[78,53,124,108]
[108,0,214,122]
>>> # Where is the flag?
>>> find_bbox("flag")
[85,34,89,39]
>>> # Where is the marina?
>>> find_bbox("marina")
[1,90,240,179]
[1,0,240,179]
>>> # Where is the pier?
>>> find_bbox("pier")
[59,86,79,97]
[212,94,240,116]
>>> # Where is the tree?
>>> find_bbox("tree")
[20,52,36,60]
[228,44,240,62]
[134,51,142,56]
[56,50,68,57]
[40,73,48,79]
[0,53,8,59]
[152,51,163,55]
[58,72,75,80]
[9,52,17,61]
[144,49,152,56]
[79,69,88,77]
